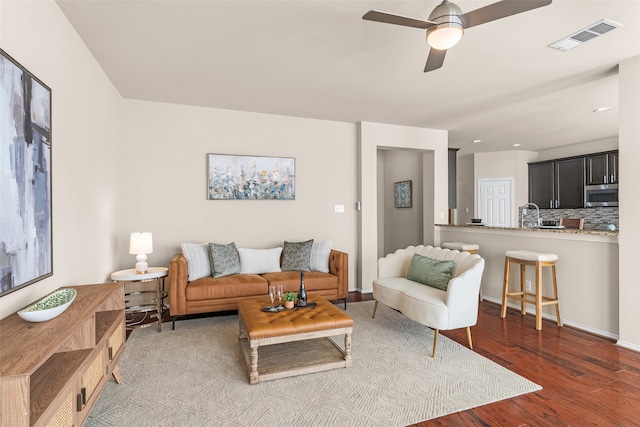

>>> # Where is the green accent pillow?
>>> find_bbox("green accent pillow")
[208,242,241,278]
[281,239,314,271]
[406,254,456,291]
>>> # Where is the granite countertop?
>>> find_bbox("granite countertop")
[435,223,619,236]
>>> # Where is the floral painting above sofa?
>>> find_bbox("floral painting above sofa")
[207,154,295,200]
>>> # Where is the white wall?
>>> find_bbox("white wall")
[117,99,358,290]
[381,149,424,255]
[376,151,385,258]
[618,56,640,351]
[0,0,123,318]
[359,122,448,293]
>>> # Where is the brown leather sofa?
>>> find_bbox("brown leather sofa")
[169,249,349,328]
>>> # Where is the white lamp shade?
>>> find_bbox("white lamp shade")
[427,25,464,50]
[129,232,153,255]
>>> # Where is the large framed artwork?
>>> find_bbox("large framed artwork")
[0,49,53,297]
[395,180,412,208]
[207,154,295,200]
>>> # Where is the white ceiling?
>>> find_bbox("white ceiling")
[56,0,640,155]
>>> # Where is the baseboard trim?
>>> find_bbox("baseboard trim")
[482,296,619,341]
[616,340,640,353]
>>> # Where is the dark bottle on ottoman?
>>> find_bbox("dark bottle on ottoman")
[297,272,307,307]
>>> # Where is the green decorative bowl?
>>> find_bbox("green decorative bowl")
[17,288,77,322]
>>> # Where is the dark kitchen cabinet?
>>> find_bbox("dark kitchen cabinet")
[529,157,584,209]
[529,162,554,208]
[556,157,585,208]
[586,151,618,185]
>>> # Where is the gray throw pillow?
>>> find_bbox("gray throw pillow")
[208,242,241,278]
[281,239,314,271]
[406,254,455,291]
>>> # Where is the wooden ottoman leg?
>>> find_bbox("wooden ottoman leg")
[249,344,259,385]
[344,332,353,367]
[239,319,247,339]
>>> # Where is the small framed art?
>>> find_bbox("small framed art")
[394,180,412,208]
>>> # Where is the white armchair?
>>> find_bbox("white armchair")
[372,245,485,356]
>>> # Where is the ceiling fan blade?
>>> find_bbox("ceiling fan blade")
[424,48,447,72]
[362,10,436,29]
[460,0,552,29]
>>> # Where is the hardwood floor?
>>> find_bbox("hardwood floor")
[402,300,640,426]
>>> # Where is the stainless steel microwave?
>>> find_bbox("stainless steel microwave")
[585,184,618,207]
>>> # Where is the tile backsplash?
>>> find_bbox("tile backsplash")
[520,207,618,231]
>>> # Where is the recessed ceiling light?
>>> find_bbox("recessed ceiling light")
[472,139,482,143]
[512,143,521,147]
[593,107,612,113]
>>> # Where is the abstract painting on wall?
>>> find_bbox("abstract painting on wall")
[207,154,295,200]
[0,49,53,296]
[395,180,412,208]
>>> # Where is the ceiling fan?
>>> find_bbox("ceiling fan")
[363,0,552,72]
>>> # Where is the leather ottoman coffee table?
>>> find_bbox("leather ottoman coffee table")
[237,295,353,384]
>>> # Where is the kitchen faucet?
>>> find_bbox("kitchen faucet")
[520,203,540,228]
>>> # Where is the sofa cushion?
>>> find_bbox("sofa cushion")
[238,247,282,274]
[262,271,338,292]
[209,242,241,278]
[406,254,455,291]
[186,275,268,301]
[281,239,313,271]
[181,242,211,281]
[310,240,332,273]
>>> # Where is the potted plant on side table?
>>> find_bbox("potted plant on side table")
[284,292,296,309]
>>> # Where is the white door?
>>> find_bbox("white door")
[478,179,513,227]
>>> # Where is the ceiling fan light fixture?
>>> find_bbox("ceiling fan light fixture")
[426,0,464,50]
[427,24,464,50]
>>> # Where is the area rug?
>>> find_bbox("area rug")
[86,301,541,426]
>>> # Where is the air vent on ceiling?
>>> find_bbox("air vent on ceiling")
[549,19,622,52]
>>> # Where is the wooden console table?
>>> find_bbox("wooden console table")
[0,283,125,427]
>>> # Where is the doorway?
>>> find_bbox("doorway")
[477,178,513,227]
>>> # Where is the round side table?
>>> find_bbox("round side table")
[111,267,168,332]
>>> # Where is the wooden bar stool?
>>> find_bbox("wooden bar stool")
[501,250,562,330]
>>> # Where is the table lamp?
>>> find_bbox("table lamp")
[129,232,153,274]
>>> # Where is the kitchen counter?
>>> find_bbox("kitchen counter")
[436,223,618,237]
[434,224,619,338]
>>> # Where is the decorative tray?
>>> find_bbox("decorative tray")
[261,302,317,312]
[17,287,77,322]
